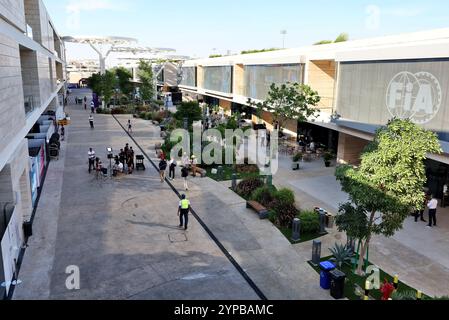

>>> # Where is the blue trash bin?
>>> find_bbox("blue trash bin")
[319,261,336,290]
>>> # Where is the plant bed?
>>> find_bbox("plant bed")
[279,226,327,244]
[308,256,429,300]
[205,165,260,182]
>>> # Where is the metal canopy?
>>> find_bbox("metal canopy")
[61,36,138,45]
[62,36,139,74]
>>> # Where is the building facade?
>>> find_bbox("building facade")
[0,0,66,298]
[177,28,449,198]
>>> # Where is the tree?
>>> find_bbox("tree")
[137,60,154,104]
[115,67,133,97]
[174,101,203,126]
[335,119,442,275]
[248,83,321,133]
[102,70,117,105]
[87,73,103,95]
[314,32,349,45]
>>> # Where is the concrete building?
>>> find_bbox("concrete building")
[66,59,100,86]
[177,28,449,200]
[0,0,66,298]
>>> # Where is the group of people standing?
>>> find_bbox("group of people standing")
[414,194,439,228]
[87,148,107,176]
[113,143,135,175]
[158,153,199,191]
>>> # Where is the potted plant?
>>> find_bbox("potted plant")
[292,153,303,171]
[323,152,336,167]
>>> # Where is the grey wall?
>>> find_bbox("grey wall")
[0,0,25,32]
[337,59,449,141]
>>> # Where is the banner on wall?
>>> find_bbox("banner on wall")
[337,59,449,138]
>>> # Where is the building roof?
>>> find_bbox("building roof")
[183,28,449,67]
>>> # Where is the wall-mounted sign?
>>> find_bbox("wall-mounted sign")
[386,71,442,124]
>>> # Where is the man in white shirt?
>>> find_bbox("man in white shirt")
[427,195,438,228]
[88,148,96,173]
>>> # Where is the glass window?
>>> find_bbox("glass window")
[181,67,196,87]
[244,64,304,100]
[203,66,233,93]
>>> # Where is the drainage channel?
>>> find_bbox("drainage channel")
[112,115,267,301]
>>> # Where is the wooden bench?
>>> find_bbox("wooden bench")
[189,166,207,178]
[246,201,269,220]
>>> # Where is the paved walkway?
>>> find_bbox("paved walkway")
[114,115,332,300]
[14,92,259,300]
[273,153,449,297]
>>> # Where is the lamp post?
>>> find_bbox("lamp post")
[280,30,287,49]
[107,147,113,178]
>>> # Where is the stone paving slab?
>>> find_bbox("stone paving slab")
[115,115,333,300]
[14,93,259,300]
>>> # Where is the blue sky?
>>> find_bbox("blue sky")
[44,0,449,60]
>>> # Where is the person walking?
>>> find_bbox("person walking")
[181,166,189,191]
[159,158,167,182]
[90,101,95,114]
[89,115,94,129]
[178,194,191,230]
[129,147,135,171]
[84,96,87,110]
[88,148,96,173]
[169,158,177,180]
[119,149,126,167]
[427,195,438,228]
[128,119,132,133]
[60,125,65,141]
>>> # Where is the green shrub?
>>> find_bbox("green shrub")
[96,108,111,114]
[236,178,264,199]
[251,186,276,207]
[236,164,259,174]
[135,105,150,113]
[391,291,418,301]
[299,210,320,234]
[139,112,146,119]
[153,111,168,123]
[268,210,277,223]
[145,112,153,120]
[329,243,353,268]
[111,107,126,115]
[275,188,295,206]
[270,199,299,227]
[293,153,303,162]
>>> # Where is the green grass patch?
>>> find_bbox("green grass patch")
[308,256,428,300]
[205,165,260,181]
[279,226,327,244]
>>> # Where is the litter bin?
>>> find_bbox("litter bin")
[326,214,335,228]
[319,261,336,290]
[330,269,346,299]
